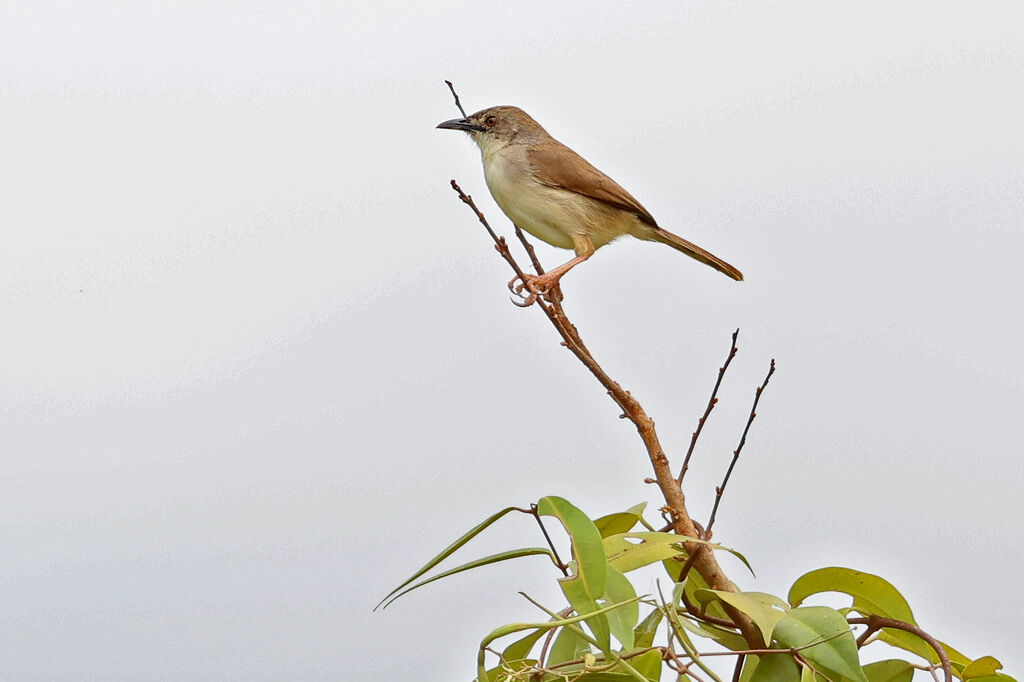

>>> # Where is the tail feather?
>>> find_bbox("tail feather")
[649,228,743,281]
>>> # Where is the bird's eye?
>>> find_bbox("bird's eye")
[485,116,497,127]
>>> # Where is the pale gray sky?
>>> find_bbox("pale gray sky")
[1,1,1021,680]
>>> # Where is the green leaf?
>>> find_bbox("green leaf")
[695,590,788,647]
[548,626,591,666]
[595,507,645,538]
[773,606,867,682]
[962,656,1003,679]
[605,531,753,575]
[606,532,686,573]
[627,503,657,531]
[537,496,610,652]
[601,564,639,650]
[627,649,663,681]
[747,651,802,682]
[378,547,553,609]
[561,573,612,655]
[673,571,732,625]
[476,597,642,681]
[500,627,547,664]
[377,506,525,609]
[484,658,536,681]
[875,629,971,669]
[788,568,914,624]
[862,659,915,682]
[800,665,825,682]
[537,497,607,599]
[669,603,748,651]
[633,608,663,649]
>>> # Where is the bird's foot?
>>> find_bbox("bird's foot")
[508,273,563,307]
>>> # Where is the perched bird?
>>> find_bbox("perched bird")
[437,105,742,300]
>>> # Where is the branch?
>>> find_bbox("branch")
[514,225,545,276]
[731,655,744,682]
[444,80,468,118]
[705,359,775,537]
[848,616,952,682]
[678,329,739,484]
[446,179,765,651]
[530,503,570,577]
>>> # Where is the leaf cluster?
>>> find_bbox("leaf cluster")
[380,496,1014,682]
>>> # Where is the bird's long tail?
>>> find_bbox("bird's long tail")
[649,228,743,281]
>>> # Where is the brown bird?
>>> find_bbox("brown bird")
[437,105,742,300]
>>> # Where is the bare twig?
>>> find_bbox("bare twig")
[537,607,573,668]
[705,359,775,537]
[678,329,739,484]
[514,225,546,275]
[848,616,952,682]
[447,180,767,650]
[530,503,570,577]
[444,80,468,118]
[855,622,880,647]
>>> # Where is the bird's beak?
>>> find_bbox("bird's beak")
[436,117,485,133]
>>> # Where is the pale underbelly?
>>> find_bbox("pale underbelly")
[484,171,635,252]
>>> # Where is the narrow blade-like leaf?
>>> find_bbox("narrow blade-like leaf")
[379,547,551,609]
[376,506,523,609]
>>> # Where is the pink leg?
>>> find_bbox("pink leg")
[509,234,595,305]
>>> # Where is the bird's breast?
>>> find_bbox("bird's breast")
[481,148,624,251]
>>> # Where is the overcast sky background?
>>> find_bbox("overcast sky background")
[1,1,1022,680]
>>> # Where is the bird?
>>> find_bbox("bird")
[437,105,742,302]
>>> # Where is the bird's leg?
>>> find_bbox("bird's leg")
[509,235,594,305]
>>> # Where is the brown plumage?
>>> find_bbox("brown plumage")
[438,105,743,298]
[526,141,743,282]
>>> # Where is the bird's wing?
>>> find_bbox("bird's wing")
[527,142,659,227]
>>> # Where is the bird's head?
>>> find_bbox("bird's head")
[437,106,547,154]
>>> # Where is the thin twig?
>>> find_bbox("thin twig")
[514,225,546,275]
[705,359,775,537]
[531,503,570,576]
[672,550,700,586]
[537,607,573,668]
[680,627,849,657]
[664,641,706,682]
[450,181,537,303]
[848,616,952,682]
[657,583,723,682]
[730,655,744,682]
[677,587,736,629]
[678,329,739,484]
[855,622,880,647]
[444,80,468,118]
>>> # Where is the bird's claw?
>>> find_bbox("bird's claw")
[508,274,539,306]
[507,273,562,307]
[510,292,536,307]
